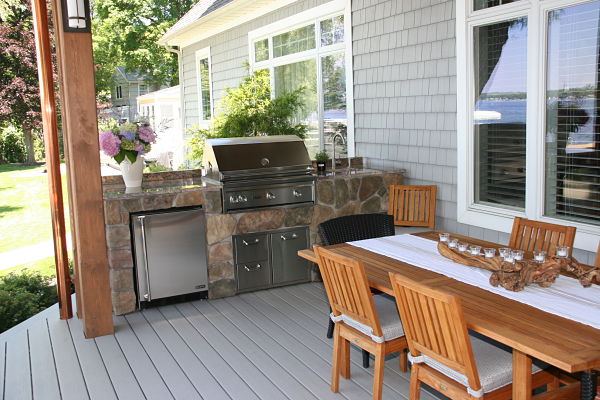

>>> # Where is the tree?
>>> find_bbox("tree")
[92,0,195,94]
[0,0,44,164]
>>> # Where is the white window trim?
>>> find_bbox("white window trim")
[195,47,213,127]
[247,0,354,157]
[457,0,600,252]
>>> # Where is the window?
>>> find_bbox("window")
[139,84,148,95]
[115,85,123,99]
[248,0,353,158]
[195,47,213,123]
[457,0,600,251]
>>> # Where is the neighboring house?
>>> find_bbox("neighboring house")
[110,66,161,122]
[137,86,185,169]
[159,0,600,258]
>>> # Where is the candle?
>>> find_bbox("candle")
[469,245,481,256]
[512,250,524,261]
[458,242,468,252]
[439,233,450,242]
[556,246,569,257]
[448,239,459,248]
[534,251,546,263]
[499,248,511,259]
[504,252,515,263]
[484,248,496,258]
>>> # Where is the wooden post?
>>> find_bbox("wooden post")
[49,0,114,337]
[30,0,72,320]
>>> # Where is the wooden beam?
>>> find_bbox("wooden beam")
[30,0,72,319]
[49,0,114,337]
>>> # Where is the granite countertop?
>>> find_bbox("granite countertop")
[315,168,400,179]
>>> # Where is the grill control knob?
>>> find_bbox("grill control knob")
[229,195,238,204]
[266,192,276,200]
[238,195,248,203]
[293,189,302,198]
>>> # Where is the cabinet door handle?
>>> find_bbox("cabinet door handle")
[138,215,152,301]
[242,238,260,246]
[244,263,262,272]
[281,233,298,241]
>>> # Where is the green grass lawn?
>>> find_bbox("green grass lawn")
[0,164,69,275]
[0,256,57,277]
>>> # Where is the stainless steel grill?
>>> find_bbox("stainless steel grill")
[203,136,315,213]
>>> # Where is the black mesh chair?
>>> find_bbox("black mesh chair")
[317,213,395,368]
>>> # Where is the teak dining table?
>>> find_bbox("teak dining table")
[298,231,600,400]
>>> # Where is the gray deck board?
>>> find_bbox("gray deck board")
[29,319,61,400]
[4,327,31,400]
[0,282,442,400]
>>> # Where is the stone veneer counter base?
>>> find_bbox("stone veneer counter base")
[102,168,404,314]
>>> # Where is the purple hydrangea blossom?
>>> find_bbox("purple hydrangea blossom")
[134,141,146,155]
[99,130,121,157]
[120,130,136,141]
[138,125,156,143]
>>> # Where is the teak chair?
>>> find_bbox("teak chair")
[388,185,437,229]
[315,246,408,400]
[318,213,395,368]
[508,217,576,257]
[389,272,557,400]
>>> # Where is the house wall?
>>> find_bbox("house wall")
[178,0,596,262]
[350,0,595,263]
[180,0,334,135]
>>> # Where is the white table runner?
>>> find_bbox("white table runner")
[349,234,600,330]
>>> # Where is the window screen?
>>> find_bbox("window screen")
[545,1,600,225]
[473,18,527,209]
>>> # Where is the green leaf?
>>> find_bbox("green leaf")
[114,151,125,164]
[125,151,137,163]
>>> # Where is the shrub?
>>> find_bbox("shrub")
[0,271,57,333]
[0,126,26,163]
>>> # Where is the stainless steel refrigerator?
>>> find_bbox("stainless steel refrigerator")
[131,207,208,306]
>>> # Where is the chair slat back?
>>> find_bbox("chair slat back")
[509,217,576,256]
[315,246,383,336]
[388,185,437,228]
[389,273,482,392]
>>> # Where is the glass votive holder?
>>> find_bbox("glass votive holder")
[499,248,511,258]
[534,251,547,263]
[458,242,469,252]
[448,238,459,248]
[484,248,496,258]
[556,246,570,258]
[439,233,450,242]
[512,250,524,261]
[504,252,515,263]
[469,245,481,256]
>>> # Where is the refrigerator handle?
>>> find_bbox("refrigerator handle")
[138,215,152,301]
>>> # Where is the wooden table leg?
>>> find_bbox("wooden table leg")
[513,349,532,400]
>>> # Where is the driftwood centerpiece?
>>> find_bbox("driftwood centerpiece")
[437,242,600,292]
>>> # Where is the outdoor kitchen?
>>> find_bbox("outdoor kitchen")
[102,135,405,314]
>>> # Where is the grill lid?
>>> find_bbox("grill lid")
[204,135,312,180]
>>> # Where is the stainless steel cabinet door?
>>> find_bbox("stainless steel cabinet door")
[270,227,310,285]
[132,208,208,301]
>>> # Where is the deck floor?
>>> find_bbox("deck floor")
[0,283,441,400]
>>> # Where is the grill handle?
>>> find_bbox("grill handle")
[243,263,262,272]
[280,233,298,241]
[242,238,260,246]
[138,215,152,301]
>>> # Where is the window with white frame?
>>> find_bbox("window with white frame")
[457,0,600,251]
[195,47,213,123]
[248,0,352,158]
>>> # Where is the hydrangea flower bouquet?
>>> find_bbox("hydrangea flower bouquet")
[99,122,157,164]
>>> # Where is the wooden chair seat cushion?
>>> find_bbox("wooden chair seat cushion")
[330,295,404,343]
[409,335,544,398]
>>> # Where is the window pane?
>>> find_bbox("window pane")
[545,1,600,225]
[198,57,211,120]
[320,15,344,46]
[274,60,318,157]
[254,39,269,62]
[322,53,347,158]
[273,25,316,58]
[474,0,520,11]
[473,18,527,209]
